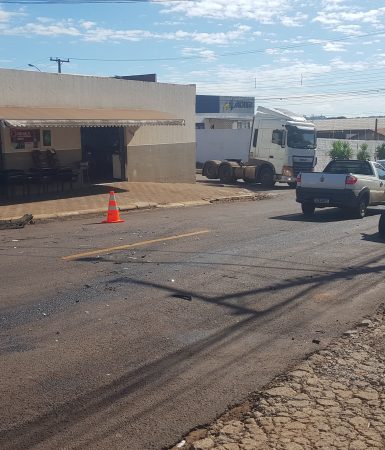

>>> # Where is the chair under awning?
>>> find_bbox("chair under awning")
[0,106,185,127]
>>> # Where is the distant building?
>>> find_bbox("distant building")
[196,95,254,130]
[313,117,385,140]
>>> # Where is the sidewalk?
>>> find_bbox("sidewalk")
[176,306,385,450]
[0,180,267,222]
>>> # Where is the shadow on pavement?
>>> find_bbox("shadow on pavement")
[3,249,385,450]
[361,232,385,243]
[0,184,128,207]
[271,207,383,223]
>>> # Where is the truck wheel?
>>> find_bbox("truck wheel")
[353,196,368,219]
[260,167,275,188]
[218,163,236,184]
[379,212,385,237]
[203,160,219,179]
[301,203,315,216]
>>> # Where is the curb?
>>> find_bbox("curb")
[0,193,266,223]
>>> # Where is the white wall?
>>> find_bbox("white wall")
[0,69,196,181]
[196,131,385,171]
[0,69,196,145]
[315,138,385,171]
[196,129,251,164]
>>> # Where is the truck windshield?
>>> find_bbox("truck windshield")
[287,126,316,149]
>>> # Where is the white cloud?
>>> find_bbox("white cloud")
[81,21,97,30]
[0,8,17,22]
[6,21,81,37]
[156,0,296,23]
[181,47,217,60]
[323,41,346,52]
[280,12,308,27]
[0,17,251,46]
[314,2,385,32]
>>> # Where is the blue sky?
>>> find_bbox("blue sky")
[1,0,385,117]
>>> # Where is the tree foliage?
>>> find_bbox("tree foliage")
[357,143,371,161]
[328,140,353,160]
[376,143,385,160]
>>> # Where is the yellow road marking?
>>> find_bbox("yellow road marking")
[62,230,211,261]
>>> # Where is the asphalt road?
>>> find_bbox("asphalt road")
[1,187,385,450]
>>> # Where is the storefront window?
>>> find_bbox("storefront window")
[43,130,51,146]
[10,129,40,150]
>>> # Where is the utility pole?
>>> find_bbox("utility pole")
[50,57,69,73]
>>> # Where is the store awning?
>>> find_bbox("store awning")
[0,106,185,127]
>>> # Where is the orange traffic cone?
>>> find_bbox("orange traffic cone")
[102,191,125,223]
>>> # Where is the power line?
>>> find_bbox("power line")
[50,57,70,73]
[0,0,192,3]
[59,30,385,63]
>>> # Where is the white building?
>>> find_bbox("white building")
[0,69,196,183]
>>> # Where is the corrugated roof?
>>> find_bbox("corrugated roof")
[0,106,185,127]
[313,117,385,131]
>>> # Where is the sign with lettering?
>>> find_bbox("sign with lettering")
[10,129,40,150]
[220,96,255,114]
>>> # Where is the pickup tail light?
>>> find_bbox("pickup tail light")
[296,173,301,186]
[345,175,358,185]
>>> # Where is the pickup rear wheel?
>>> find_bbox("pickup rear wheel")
[353,196,368,219]
[301,203,315,216]
[379,212,385,237]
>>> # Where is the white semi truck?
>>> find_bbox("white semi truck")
[202,106,317,187]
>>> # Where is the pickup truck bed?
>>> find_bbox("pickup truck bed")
[296,160,385,218]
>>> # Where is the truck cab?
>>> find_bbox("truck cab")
[202,106,317,187]
[248,107,317,186]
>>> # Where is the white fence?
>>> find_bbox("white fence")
[316,139,385,171]
[196,130,385,171]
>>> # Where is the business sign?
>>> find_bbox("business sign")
[10,128,40,150]
[196,95,255,114]
[220,96,254,114]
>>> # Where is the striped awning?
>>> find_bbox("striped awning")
[0,106,185,127]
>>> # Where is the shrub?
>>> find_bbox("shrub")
[376,143,385,160]
[329,140,353,160]
[357,143,371,161]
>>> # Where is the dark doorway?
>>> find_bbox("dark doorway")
[81,127,125,182]
[0,130,3,170]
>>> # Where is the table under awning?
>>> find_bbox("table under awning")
[0,106,185,127]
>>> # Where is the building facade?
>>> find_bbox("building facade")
[0,69,196,183]
[195,95,254,165]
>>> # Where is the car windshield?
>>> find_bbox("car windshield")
[324,160,373,175]
[287,126,316,149]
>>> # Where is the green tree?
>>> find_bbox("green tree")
[328,140,353,160]
[376,143,385,160]
[357,143,371,161]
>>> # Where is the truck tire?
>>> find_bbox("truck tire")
[218,163,236,184]
[259,167,275,188]
[203,160,220,179]
[301,203,315,216]
[353,195,368,219]
[379,212,385,237]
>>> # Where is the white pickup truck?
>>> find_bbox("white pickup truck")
[296,159,385,218]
